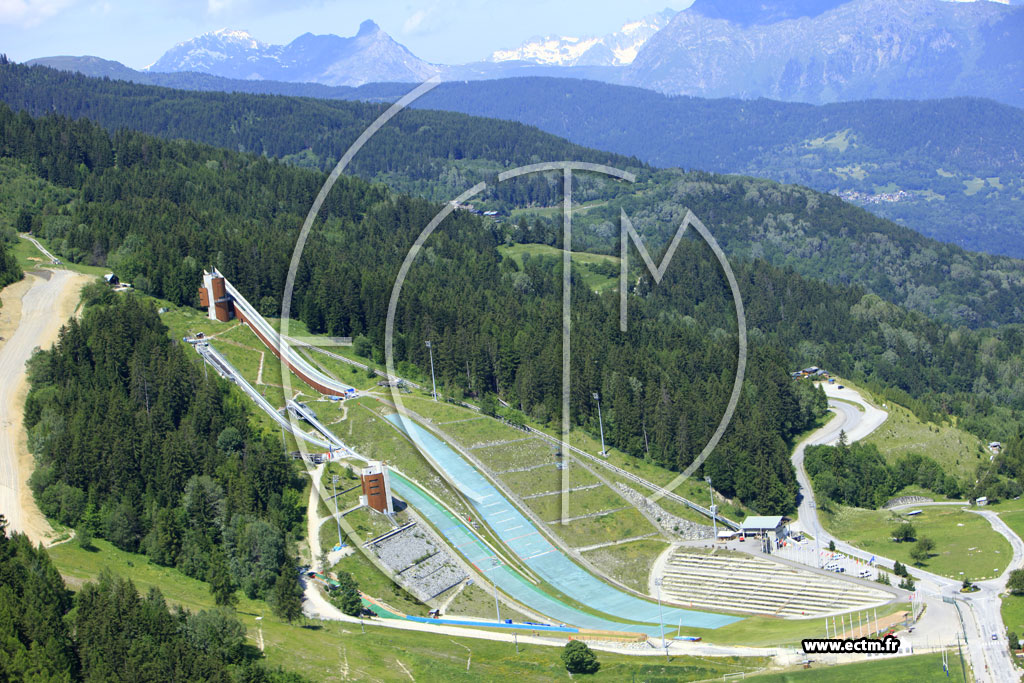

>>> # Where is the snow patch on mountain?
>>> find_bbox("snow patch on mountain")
[489,8,676,66]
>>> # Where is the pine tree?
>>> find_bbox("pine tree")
[208,548,238,607]
[269,567,303,623]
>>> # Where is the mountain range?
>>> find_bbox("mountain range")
[26,0,1024,106]
[488,9,675,67]
[627,0,1024,104]
[146,20,437,87]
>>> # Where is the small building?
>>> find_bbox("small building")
[716,529,737,542]
[976,496,989,507]
[103,273,120,286]
[990,442,1002,454]
[740,515,790,541]
[359,461,394,514]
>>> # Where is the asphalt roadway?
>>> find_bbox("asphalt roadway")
[791,383,1022,682]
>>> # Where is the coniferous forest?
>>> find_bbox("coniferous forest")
[4,70,1024,510]
[24,293,307,611]
[0,516,306,682]
[6,94,1024,507]
[5,62,1024,328]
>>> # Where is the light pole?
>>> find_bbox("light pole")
[425,340,437,402]
[331,474,343,548]
[705,476,717,541]
[490,558,502,622]
[592,392,606,456]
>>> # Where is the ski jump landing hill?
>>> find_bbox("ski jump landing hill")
[199,269,356,397]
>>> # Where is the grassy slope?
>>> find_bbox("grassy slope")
[863,400,984,480]
[822,505,1010,580]
[498,243,619,292]
[749,652,962,682]
[46,540,765,681]
[579,539,669,594]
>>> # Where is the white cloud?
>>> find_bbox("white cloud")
[0,0,78,26]
[402,4,438,36]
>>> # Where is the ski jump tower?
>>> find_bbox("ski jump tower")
[199,268,235,322]
[197,269,357,397]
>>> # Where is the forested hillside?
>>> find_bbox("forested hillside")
[7,103,1024,508]
[3,62,1024,329]
[4,105,826,514]
[15,60,1024,256]
[385,78,1024,257]
[0,517,305,682]
[24,291,307,611]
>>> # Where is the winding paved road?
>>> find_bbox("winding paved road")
[791,383,1022,682]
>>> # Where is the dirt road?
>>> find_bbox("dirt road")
[0,270,90,542]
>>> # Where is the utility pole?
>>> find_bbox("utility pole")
[331,474,343,547]
[592,392,606,456]
[426,340,437,401]
[705,476,717,540]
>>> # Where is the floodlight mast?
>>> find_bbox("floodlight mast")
[425,340,437,401]
[593,392,606,456]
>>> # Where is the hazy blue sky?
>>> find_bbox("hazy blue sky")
[0,0,695,68]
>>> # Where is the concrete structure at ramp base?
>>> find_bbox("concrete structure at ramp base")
[360,461,395,514]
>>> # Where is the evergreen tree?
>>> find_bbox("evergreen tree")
[561,640,599,674]
[269,567,303,623]
[208,548,238,607]
[330,571,362,617]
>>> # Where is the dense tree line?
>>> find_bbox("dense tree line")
[805,441,963,509]
[4,62,1024,327]
[0,105,825,513]
[6,102,1024,509]
[24,292,307,607]
[0,61,641,206]
[0,240,20,288]
[0,517,306,682]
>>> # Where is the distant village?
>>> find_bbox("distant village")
[831,188,911,205]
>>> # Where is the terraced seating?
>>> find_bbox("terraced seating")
[659,550,892,618]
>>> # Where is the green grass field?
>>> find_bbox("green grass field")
[823,505,1010,580]
[473,438,555,472]
[398,394,482,423]
[337,399,471,517]
[499,461,600,497]
[46,540,771,682]
[498,243,619,292]
[441,415,526,447]
[863,401,984,478]
[750,652,963,682]
[524,485,629,522]
[441,582,534,624]
[580,540,669,593]
[997,508,1024,546]
[1001,594,1024,645]
[555,508,654,549]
